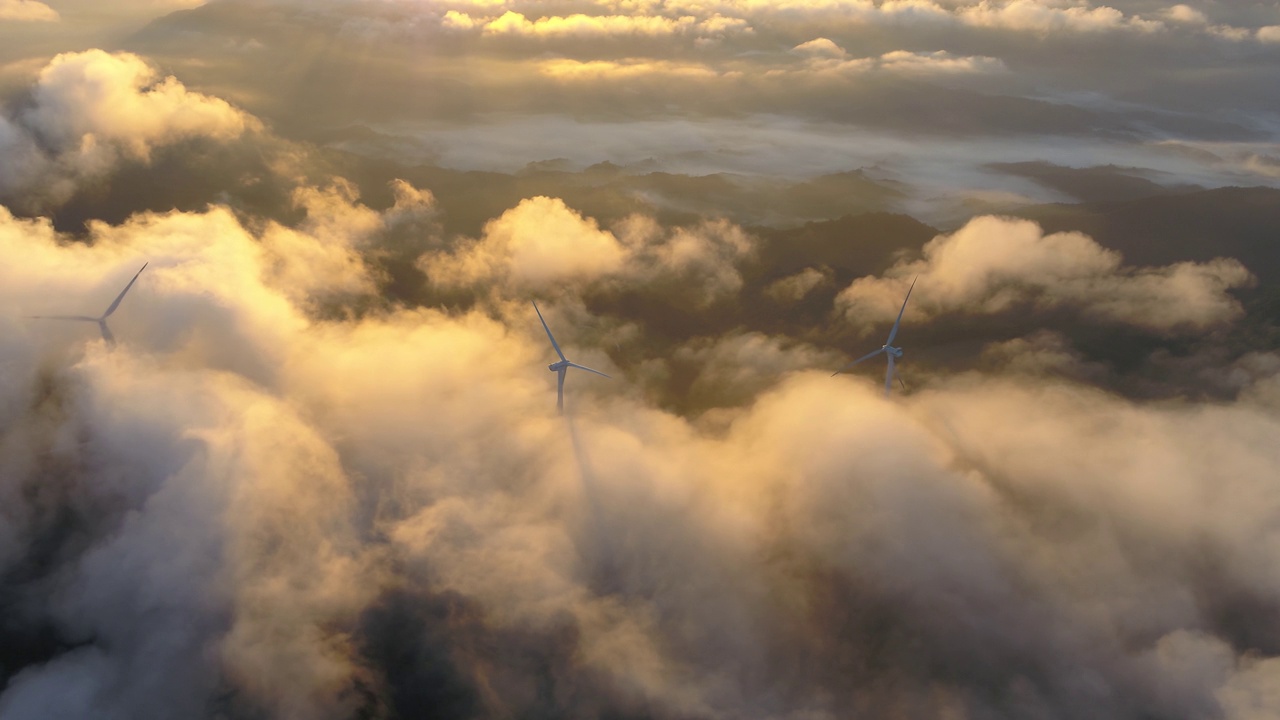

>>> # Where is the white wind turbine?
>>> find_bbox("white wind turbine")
[533,300,610,414]
[30,263,148,348]
[832,276,916,396]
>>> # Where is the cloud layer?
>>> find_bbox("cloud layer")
[0,27,1278,720]
[2,196,1279,715]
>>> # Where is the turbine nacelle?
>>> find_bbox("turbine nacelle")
[885,345,903,358]
[549,360,570,372]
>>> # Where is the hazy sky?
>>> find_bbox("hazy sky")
[1,2,1279,719]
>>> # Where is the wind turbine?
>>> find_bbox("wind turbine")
[832,276,916,396]
[533,300,610,414]
[30,262,148,347]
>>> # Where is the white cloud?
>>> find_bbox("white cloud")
[0,0,58,21]
[1163,4,1206,25]
[422,198,755,305]
[1257,26,1280,44]
[422,196,627,290]
[957,0,1162,34]
[835,215,1253,333]
[441,9,479,30]
[0,50,257,208]
[791,37,848,58]
[481,10,729,37]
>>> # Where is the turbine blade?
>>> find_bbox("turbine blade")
[557,367,566,415]
[532,300,567,362]
[566,362,611,379]
[100,321,115,347]
[885,275,917,346]
[885,354,895,397]
[899,374,907,392]
[28,315,100,322]
[102,262,148,319]
[831,347,886,376]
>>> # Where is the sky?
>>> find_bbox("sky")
[1,1,1279,719]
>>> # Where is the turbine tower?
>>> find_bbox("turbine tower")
[832,276,916,396]
[30,262,148,348]
[533,300,610,414]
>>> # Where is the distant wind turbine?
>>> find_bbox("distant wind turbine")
[832,276,916,396]
[30,263,148,347]
[533,300,610,414]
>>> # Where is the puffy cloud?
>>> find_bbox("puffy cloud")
[0,207,382,717]
[259,178,435,308]
[1257,25,1280,44]
[584,0,1165,35]
[790,37,848,58]
[481,10,731,37]
[765,266,832,303]
[0,50,257,209]
[835,215,1254,333]
[613,213,756,305]
[875,48,1006,74]
[0,0,57,21]
[440,8,479,30]
[422,196,627,290]
[1163,4,1207,25]
[0,177,434,381]
[957,0,1163,34]
[422,197,755,305]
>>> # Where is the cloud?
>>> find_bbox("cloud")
[422,196,627,290]
[613,213,756,305]
[1,19,1280,720]
[0,50,257,209]
[0,0,57,21]
[259,178,436,308]
[591,0,1165,35]
[477,10,751,38]
[957,0,1163,34]
[835,215,1254,333]
[672,331,844,410]
[874,48,1006,74]
[979,329,1111,382]
[790,37,847,58]
[440,9,479,30]
[1163,4,1207,25]
[539,47,1003,83]
[537,57,730,80]
[765,266,832,303]
[421,197,755,306]
[1257,26,1280,44]
[1,169,1280,719]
